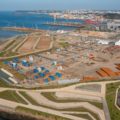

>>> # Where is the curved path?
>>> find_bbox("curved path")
[115,86,120,110]
[0,80,119,120]
[26,91,105,120]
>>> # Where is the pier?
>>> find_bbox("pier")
[44,22,85,28]
[0,27,45,33]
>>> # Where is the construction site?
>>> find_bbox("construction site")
[0,28,120,87]
[0,9,120,120]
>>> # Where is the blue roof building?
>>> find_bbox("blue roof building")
[44,70,50,74]
[34,76,39,79]
[41,67,45,71]
[44,78,49,84]
[33,69,39,73]
[13,58,19,63]
[3,61,9,65]
[49,75,55,81]
[55,72,62,78]
[39,73,45,77]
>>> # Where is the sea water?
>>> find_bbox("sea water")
[0,11,83,40]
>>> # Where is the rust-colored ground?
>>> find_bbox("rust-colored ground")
[18,34,51,53]
[19,36,36,52]
[36,36,51,50]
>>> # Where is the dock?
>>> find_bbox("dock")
[44,22,85,28]
[0,27,45,33]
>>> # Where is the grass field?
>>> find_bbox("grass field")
[19,91,39,106]
[59,42,70,48]
[16,106,69,120]
[0,79,10,87]
[0,90,28,104]
[62,107,100,120]
[106,82,120,120]
[3,40,16,51]
[41,92,103,109]
[40,92,101,120]
[0,51,6,57]
[17,91,100,120]
[69,113,93,120]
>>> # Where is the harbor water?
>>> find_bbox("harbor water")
[0,11,84,40]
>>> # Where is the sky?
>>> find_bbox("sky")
[0,0,120,11]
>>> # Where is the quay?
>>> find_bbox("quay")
[44,22,85,28]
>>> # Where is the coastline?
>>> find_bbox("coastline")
[0,27,45,33]
[0,30,27,42]
[0,34,25,46]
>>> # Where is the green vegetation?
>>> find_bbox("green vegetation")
[59,42,70,48]
[62,107,100,120]
[0,79,10,87]
[0,61,25,80]
[106,82,120,120]
[0,40,19,57]
[41,92,103,109]
[3,40,16,51]
[5,51,18,57]
[14,91,100,120]
[39,92,102,120]
[0,51,18,57]
[27,102,100,120]
[0,51,6,57]
[16,106,70,120]
[0,90,27,104]
[60,39,65,41]
[19,91,39,106]
[69,113,93,120]
[0,51,17,57]
[91,102,103,109]
[118,88,120,93]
